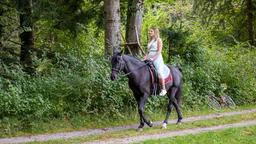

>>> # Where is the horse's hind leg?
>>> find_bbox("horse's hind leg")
[162,97,173,129]
[175,86,183,124]
[170,87,183,124]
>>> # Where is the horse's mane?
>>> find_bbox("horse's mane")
[123,54,145,65]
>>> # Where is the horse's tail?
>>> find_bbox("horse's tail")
[175,64,182,73]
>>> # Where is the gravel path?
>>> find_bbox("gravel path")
[86,120,256,144]
[0,109,256,144]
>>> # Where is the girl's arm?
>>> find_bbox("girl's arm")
[144,54,148,60]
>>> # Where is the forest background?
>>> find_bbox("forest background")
[0,0,255,135]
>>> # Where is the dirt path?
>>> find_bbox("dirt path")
[0,109,256,144]
[86,120,256,144]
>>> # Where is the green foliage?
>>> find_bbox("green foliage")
[0,51,131,119]
[0,0,256,135]
[193,0,256,45]
[33,0,104,35]
[0,20,140,129]
[1,0,252,120]
[208,43,256,104]
[141,0,256,109]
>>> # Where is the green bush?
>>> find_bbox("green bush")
[0,50,136,121]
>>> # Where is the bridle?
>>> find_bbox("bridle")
[111,55,125,74]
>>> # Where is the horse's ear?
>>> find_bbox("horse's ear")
[113,46,124,56]
[113,46,121,55]
[120,49,124,55]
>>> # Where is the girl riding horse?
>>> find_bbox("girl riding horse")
[111,51,183,130]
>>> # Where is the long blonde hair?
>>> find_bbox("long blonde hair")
[150,27,160,41]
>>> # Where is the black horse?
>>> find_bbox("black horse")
[110,51,183,130]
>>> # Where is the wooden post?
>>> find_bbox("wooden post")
[121,32,133,55]
[134,25,145,56]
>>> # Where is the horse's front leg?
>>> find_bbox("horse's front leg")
[136,95,152,131]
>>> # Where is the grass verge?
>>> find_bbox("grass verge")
[141,125,256,144]
[27,107,256,144]
[0,104,255,138]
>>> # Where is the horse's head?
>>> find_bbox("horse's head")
[110,50,125,81]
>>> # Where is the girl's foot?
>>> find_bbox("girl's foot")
[159,89,167,96]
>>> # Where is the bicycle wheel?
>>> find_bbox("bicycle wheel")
[223,95,236,109]
[208,96,221,111]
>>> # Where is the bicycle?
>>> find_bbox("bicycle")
[208,94,236,111]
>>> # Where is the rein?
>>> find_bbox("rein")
[112,56,150,77]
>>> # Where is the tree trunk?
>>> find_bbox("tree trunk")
[0,4,4,49]
[18,0,34,73]
[125,0,144,56]
[104,0,121,58]
[246,0,254,46]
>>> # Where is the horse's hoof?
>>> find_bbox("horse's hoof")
[161,123,167,129]
[137,128,143,132]
[176,118,182,125]
[176,121,182,125]
[148,121,153,127]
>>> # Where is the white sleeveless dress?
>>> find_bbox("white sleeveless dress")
[147,39,170,79]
